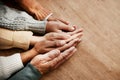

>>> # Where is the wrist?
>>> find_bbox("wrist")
[30,36,44,46]
[20,49,38,64]
[46,21,49,33]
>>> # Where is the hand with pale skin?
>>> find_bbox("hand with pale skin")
[30,32,70,46]
[30,28,83,46]
[46,20,76,33]
[30,46,77,75]
[21,29,83,64]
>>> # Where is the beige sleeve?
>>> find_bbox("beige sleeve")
[0,28,33,50]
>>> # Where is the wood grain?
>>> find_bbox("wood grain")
[0,0,120,80]
[38,0,120,80]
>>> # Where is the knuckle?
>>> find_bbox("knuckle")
[50,33,56,38]
[49,61,56,69]
[56,40,66,46]
[55,41,61,46]
[59,55,64,61]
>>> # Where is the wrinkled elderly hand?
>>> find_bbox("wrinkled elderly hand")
[30,46,77,74]
[32,28,83,54]
[21,28,83,64]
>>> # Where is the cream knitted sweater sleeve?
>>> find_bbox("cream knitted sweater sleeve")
[0,28,33,50]
[0,53,24,80]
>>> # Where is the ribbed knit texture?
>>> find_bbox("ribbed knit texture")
[0,53,24,80]
[0,28,33,50]
[0,1,47,34]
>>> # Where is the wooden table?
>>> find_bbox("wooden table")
[1,0,120,80]
[38,0,120,80]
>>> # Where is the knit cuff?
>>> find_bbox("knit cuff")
[24,63,42,79]
[0,28,13,49]
[13,31,33,50]
[0,53,24,79]
[8,63,42,80]
[26,21,47,35]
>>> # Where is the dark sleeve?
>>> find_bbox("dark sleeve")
[8,63,42,80]
[0,2,47,34]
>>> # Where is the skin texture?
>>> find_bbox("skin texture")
[1,0,84,77]
[21,38,79,64]
[4,0,84,75]
[46,21,76,33]
[21,29,83,64]
[30,32,70,46]
[30,28,83,45]
[30,47,77,74]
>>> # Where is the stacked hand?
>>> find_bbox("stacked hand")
[17,0,83,75]
[22,28,83,64]
[25,28,83,74]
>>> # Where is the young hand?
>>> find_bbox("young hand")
[46,20,76,33]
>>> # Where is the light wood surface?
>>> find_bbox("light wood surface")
[0,0,120,80]
[38,0,120,80]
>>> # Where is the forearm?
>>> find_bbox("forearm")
[20,48,38,64]
[0,53,23,80]
[30,36,45,46]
